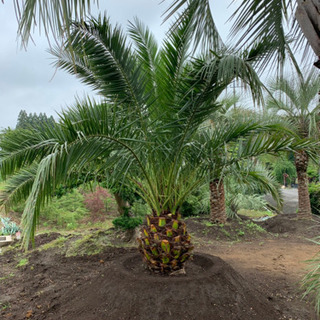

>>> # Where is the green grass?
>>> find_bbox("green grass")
[39,236,68,251]
[203,221,215,227]
[238,209,274,219]
[245,221,266,233]
[0,273,15,282]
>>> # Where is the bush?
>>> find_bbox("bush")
[180,186,210,217]
[130,200,150,217]
[272,158,296,186]
[112,215,143,230]
[308,166,319,183]
[83,186,117,219]
[309,183,320,215]
[112,199,148,230]
[40,189,89,229]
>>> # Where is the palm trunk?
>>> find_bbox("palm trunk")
[295,150,312,219]
[138,212,193,274]
[210,178,227,223]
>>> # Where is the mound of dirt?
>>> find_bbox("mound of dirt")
[1,247,280,320]
[257,214,320,238]
[185,217,270,241]
[29,232,61,248]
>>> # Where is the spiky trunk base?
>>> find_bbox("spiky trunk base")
[295,150,312,219]
[137,213,193,274]
[210,179,227,224]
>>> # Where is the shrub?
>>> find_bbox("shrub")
[111,199,148,230]
[0,217,20,235]
[83,186,116,220]
[40,189,89,229]
[308,166,319,182]
[131,200,150,217]
[309,183,320,215]
[180,186,210,217]
[272,159,296,186]
[112,215,143,230]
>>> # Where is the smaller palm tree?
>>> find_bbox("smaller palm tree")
[267,69,320,219]
[198,107,298,223]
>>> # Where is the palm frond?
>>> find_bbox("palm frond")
[0,163,38,211]
[226,160,283,209]
[14,0,99,45]
[128,18,159,105]
[266,69,320,138]
[230,0,292,71]
[164,0,224,52]
[51,15,145,107]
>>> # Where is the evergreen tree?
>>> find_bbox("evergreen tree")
[16,110,28,129]
[15,110,55,129]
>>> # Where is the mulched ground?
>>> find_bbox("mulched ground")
[1,214,320,320]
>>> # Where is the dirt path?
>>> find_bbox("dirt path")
[197,239,319,320]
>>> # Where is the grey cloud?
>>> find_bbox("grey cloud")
[0,0,231,129]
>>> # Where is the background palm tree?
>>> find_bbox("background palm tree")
[0,13,265,273]
[199,108,298,223]
[267,69,320,218]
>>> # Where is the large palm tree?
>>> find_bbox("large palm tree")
[267,69,320,219]
[0,13,265,273]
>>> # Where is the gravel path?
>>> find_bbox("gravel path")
[266,188,298,214]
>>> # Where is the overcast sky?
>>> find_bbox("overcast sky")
[0,1,233,129]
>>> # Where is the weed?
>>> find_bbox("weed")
[203,221,215,227]
[0,302,10,311]
[237,230,245,237]
[39,236,68,251]
[202,229,209,236]
[66,231,113,257]
[16,258,28,268]
[220,228,231,238]
[0,273,14,282]
[245,221,265,233]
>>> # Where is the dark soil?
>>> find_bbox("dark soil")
[257,213,320,238]
[28,232,61,248]
[1,248,279,320]
[1,214,319,320]
[185,216,272,242]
